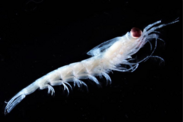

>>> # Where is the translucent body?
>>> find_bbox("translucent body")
[4,18,179,114]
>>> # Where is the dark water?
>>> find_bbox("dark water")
[0,0,181,122]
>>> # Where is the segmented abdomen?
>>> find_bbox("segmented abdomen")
[38,57,110,89]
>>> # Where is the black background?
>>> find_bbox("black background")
[0,0,181,122]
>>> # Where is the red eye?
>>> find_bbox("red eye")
[130,27,142,38]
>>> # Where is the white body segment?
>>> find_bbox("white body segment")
[4,18,179,114]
